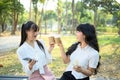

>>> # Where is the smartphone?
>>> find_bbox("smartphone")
[23,58,38,62]
[23,58,32,62]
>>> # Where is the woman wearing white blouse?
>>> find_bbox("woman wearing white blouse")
[17,21,55,80]
[58,23,100,80]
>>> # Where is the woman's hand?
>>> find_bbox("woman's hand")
[73,65,95,76]
[57,42,64,53]
[73,65,82,72]
[57,41,63,48]
[28,59,36,70]
[48,44,55,53]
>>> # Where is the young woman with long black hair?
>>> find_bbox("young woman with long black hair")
[58,23,100,80]
[17,21,55,80]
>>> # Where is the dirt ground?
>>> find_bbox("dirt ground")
[91,54,120,80]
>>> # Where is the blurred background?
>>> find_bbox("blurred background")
[0,0,120,80]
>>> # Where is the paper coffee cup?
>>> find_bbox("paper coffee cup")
[48,36,55,45]
[54,35,61,44]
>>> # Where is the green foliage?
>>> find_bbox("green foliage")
[10,0,24,14]
[97,27,118,33]
[57,0,63,17]
[32,0,38,13]
[18,11,29,25]
[39,0,45,3]
[100,0,120,27]
[0,0,11,25]
[75,1,92,23]
[1,0,120,34]
[0,0,24,31]
[43,10,57,20]
[100,0,120,14]
[82,0,101,11]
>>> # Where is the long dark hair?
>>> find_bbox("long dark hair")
[77,23,99,52]
[19,21,45,53]
[19,21,38,46]
[19,21,44,52]
[66,23,100,74]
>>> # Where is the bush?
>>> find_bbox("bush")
[96,27,118,33]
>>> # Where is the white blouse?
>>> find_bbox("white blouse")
[17,39,52,76]
[66,45,99,79]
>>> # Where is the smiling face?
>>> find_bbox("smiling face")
[26,29,38,41]
[26,24,39,41]
[76,31,85,43]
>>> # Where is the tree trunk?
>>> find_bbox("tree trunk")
[2,23,5,32]
[2,23,7,32]
[34,4,38,23]
[57,0,62,34]
[1,17,6,32]
[65,0,68,31]
[58,17,61,34]
[35,11,37,23]
[50,20,53,32]
[38,4,44,34]
[1,25,4,32]
[11,11,18,35]
[118,30,120,36]
[71,0,75,34]
[117,22,120,36]
[44,19,47,34]
[29,0,32,20]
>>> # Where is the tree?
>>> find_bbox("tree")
[10,0,24,35]
[62,1,72,32]
[71,0,75,34]
[82,0,101,28]
[100,0,120,35]
[75,1,91,23]
[29,0,32,20]
[65,0,68,31]
[37,0,45,33]
[0,0,11,32]
[42,10,56,34]
[57,0,63,34]
[32,0,38,23]
[97,10,107,27]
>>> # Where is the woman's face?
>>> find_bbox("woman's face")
[76,31,85,42]
[26,29,38,41]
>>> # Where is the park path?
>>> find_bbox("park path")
[0,35,20,53]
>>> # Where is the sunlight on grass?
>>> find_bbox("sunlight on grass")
[0,50,24,75]
[0,35,77,77]
[0,34,120,78]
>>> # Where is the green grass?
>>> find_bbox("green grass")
[98,35,120,45]
[0,34,120,78]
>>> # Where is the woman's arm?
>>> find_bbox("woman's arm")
[17,49,35,75]
[74,66,95,76]
[58,43,70,64]
[74,53,99,76]
[48,44,55,53]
